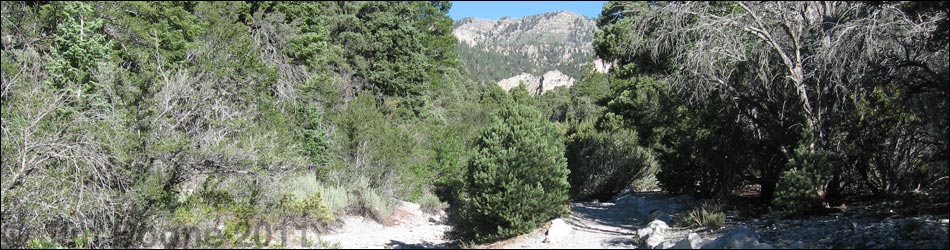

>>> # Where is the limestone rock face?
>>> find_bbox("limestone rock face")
[453,11,595,67]
[540,70,574,93]
[497,73,541,93]
[497,70,574,95]
[454,11,608,81]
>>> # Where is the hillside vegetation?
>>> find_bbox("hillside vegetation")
[1,1,947,248]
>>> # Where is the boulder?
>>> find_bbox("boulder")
[657,240,676,249]
[639,220,671,249]
[638,220,670,237]
[672,233,707,249]
[642,233,667,249]
[539,70,574,93]
[497,73,541,93]
[702,227,774,249]
[543,218,572,243]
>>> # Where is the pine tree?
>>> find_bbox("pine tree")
[449,90,570,242]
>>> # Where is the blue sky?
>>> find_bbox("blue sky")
[448,1,606,20]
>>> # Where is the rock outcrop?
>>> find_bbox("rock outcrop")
[454,11,608,82]
[497,70,574,95]
[453,11,595,67]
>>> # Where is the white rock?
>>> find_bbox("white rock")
[702,227,773,249]
[648,220,671,232]
[672,233,706,249]
[543,218,572,243]
[539,70,574,93]
[639,220,671,248]
[642,233,666,249]
[497,70,575,96]
[657,240,676,249]
[497,73,541,93]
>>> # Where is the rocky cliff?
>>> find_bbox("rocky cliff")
[454,11,609,91]
[497,70,575,96]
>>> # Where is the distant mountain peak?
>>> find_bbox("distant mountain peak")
[453,10,601,87]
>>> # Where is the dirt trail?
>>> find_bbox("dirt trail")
[301,192,948,249]
[316,201,451,249]
[489,201,642,249]
[306,193,682,249]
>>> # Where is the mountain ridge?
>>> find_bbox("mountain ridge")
[453,10,605,93]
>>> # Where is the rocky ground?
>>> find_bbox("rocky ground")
[478,191,949,249]
[269,191,949,249]
[754,213,949,249]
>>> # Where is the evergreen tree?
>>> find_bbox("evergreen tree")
[448,88,570,242]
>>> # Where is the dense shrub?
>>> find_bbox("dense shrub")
[566,129,658,200]
[447,92,571,242]
[773,144,830,215]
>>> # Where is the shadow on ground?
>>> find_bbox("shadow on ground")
[386,240,451,249]
[565,202,640,236]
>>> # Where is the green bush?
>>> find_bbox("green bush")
[773,144,830,215]
[678,201,725,230]
[447,94,571,243]
[566,129,658,200]
[280,192,335,223]
[417,193,445,215]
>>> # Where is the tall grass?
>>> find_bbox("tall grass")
[285,173,395,222]
[677,201,725,230]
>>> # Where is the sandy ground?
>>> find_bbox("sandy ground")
[307,194,678,249]
[487,201,642,249]
[317,201,451,249]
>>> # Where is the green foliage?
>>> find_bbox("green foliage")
[678,201,725,230]
[594,0,948,205]
[275,1,458,98]
[1,0,480,248]
[280,192,335,223]
[448,96,570,242]
[456,44,539,84]
[329,94,419,194]
[418,193,446,215]
[42,2,112,105]
[348,176,394,222]
[566,129,657,200]
[300,106,331,167]
[773,143,830,215]
[26,237,58,249]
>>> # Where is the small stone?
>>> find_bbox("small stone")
[866,241,877,247]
